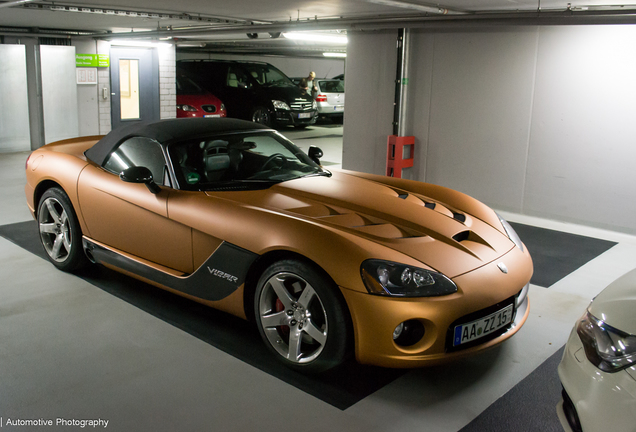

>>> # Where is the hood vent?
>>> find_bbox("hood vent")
[453,231,470,242]
[453,212,466,223]
[286,203,425,240]
[452,230,495,251]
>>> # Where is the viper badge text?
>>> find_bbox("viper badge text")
[207,267,239,284]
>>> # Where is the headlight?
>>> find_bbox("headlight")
[220,103,226,111]
[272,100,290,110]
[177,104,198,112]
[496,213,524,252]
[361,260,458,297]
[577,311,636,372]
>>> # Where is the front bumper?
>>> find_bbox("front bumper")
[273,109,317,126]
[341,245,532,368]
[557,327,636,432]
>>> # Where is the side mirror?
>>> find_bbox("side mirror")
[120,166,161,194]
[308,146,323,165]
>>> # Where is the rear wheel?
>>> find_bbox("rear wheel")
[37,187,88,272]
[254,259,351,373]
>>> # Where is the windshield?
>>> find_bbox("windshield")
[176,74,206,95]
[168,131,327,191]
[242,64,295,87]
[318,80,345,93]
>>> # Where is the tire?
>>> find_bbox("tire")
[37,187,89,272]
[254,259,351,373]
[251,106,272,127]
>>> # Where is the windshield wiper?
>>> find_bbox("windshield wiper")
[300,170,332,179]
[202,179,282,191]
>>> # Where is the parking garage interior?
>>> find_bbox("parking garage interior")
[2,1,636,431]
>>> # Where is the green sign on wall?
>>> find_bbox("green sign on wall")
[76,54,109,68]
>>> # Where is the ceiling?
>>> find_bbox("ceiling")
[2,0,636,57]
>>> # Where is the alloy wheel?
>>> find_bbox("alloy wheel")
[38,197,72,263]
[258,272,328,364]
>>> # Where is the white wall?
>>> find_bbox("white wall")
[177,52,344,80]
[73,40,101,136]
[40,45,79,144]
[343,25,636,234]
[525,25,636,231]
[341,31,396,174]
[0,44,31,152]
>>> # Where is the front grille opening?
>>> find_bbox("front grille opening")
[398,193,408,199]
[290,102,313,111]
[202,105,217,113]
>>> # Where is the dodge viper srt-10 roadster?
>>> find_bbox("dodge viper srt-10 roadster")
[25,118,532,373]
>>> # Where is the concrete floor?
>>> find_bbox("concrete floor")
[2,124,636,431]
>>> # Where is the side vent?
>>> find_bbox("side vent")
[398,193,409,199]
[424,201,436,209]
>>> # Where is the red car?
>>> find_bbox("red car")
[176,73,226,119]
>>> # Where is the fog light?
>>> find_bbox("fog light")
[393,320,425,347]
[393,322,405,340]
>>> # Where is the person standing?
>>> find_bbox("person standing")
[304,71,317,99]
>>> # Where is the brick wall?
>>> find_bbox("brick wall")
[159,44,176,119]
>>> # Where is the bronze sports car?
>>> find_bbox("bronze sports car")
[25,118,532,372]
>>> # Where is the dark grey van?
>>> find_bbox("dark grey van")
[177,60,317,128]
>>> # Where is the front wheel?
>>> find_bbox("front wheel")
[251,106,272,126]
[254,259,351,373]
[37,187,89,272]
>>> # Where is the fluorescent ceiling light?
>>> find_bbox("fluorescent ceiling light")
[283,32,347,44]
[323,52,347,58]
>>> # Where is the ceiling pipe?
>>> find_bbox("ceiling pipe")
[0,26,104,37]
[365,0,466,15]
[95,8,636,41]
[0,0,36,9]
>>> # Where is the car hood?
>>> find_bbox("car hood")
[177,93,222,106]
[589,268,636,335]
[207,171,515,278]
[257,85,312,104]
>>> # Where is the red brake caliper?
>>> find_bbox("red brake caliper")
[275,299,290,336]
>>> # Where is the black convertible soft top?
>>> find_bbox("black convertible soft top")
[85,118,271,166]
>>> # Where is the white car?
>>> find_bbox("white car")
[315,79,345,121]
[557,268,636,432]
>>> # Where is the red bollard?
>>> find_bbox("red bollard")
[386,135,414,178]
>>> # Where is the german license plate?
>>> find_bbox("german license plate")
[453,304,513,346]
[298,112,311,119]
[204,114,221,118]
[333,105,344,112]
